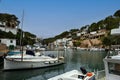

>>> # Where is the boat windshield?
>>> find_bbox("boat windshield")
[26,50,35,56]
[108,62,120,75]
[107,50,119,58]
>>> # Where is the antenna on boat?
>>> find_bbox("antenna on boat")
[20,10,24,61]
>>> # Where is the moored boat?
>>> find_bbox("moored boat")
[103,51,120,80]
[103,23,120,80]
[48,67,95,80]
[4,50,64,71]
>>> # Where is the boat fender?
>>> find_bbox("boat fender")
[86,72,93,77]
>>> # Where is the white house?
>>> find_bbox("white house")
[111,27,120,35]
[54,38,73,48]
[77,33,81,37]
[0,24,18,35]
[81,31,87,35]
[90,31,97,34]
[0,39,16,47]
[66,40,73,47]
[54,39,65,46]
[76,30,88,37]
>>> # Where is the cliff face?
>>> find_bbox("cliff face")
[80,39,102,48]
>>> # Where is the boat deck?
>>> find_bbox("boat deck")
[48,70,95,80]
[106,74,120,80]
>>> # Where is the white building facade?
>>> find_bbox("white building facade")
[54,38,73,48]
[0,39,16,47]
[0,26,17,35]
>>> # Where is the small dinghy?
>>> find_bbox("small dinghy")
[48,67,95,80]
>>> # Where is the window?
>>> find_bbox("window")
[108,62,120,75]
[10,40,13,43]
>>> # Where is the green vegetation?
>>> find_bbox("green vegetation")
[0,29,36,46]
[102,35,120,46]
[55,31,69,39]
[73,40,81,47]
[43,29,78,45]
[0,30,15,38]
[0,13,20,28]
[114,10,120,17]
[102,10,120,46]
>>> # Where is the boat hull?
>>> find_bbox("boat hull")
[4,58,64,71]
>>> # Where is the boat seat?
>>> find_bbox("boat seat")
[78,75,85,79]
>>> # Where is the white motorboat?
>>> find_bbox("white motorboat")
[103,51,120,80]
[103,23,120,80]
[48,67,95,80]
[4,50,64,70]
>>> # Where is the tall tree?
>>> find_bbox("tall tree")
[114,10,120,17]
[0,13,20,28]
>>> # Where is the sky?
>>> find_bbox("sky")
[0,0,120,38]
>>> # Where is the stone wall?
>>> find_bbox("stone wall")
[80,39,102,48]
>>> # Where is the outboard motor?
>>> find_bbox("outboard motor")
[80,67,87,74]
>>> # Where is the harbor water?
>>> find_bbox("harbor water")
[0,49,107,80]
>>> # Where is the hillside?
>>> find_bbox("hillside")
[80,39,102,48]
[43,10,120,47]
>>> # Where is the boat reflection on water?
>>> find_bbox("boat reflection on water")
[1,65,66,80]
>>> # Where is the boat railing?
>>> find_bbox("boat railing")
[106,50,119,58]
[95,70,105,80]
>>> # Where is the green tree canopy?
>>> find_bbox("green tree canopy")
[114,10,120,17]
[0,13,20,28]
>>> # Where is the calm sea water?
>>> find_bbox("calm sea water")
[0,49,107,80]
